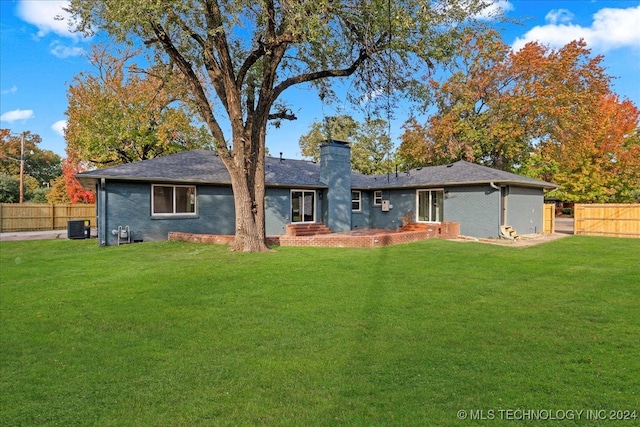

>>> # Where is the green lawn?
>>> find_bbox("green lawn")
[1,237,639,426]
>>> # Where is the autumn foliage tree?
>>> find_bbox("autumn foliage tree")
[525,94,640,203]
[397,30,639,202]
[47,160,96,204]
[399,31,612,171]
[67,0,492,251]
[65,45,213,167]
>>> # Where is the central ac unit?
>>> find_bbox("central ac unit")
[67,220,90,239]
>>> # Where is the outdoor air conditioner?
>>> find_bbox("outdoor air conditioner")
[67,220,91,239]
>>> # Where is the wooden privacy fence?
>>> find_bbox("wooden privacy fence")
[543,203,555,234]
[574,204,640,238]
[0,204,96,233]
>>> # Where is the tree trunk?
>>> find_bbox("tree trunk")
[225,135,270,252]
[228,175,269,252]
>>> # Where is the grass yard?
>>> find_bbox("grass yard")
[1,236,639,426]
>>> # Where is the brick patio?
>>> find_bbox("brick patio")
[168,222,460,248]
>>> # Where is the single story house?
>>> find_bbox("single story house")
[76,140,556,246]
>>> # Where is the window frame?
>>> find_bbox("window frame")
[151,184,197,216]
[416,189,444,223]
[291,189,316,223]
[373,190,383,206]
[351,190,362,212]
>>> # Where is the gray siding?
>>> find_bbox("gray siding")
[98,181,235,245]
[351,191,370,230]
[265,188,324,236]
[443,185,501,238]
[368,189,414,230]
[506,186,544,234]
[265,188,290,236]
[95,180,544,245]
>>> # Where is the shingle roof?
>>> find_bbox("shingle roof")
[76,150,327,188]
[353,160,557,190]
[76,150,556,190]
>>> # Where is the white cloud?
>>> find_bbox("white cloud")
[513,5,640,52]
[50,42,85,58]
[0,109,35,122]
[545,9,574,25]
[1,86,18,95]
[476,1,514,20]
[16,0,84,40]
[475,0,514,21]
[52,120,67,137]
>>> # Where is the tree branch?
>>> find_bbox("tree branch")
[268,110,297,121]
[271,47,371,102]
[148,17,230,158]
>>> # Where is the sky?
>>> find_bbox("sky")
[1,0,639,159]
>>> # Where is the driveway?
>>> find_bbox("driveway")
[555,217,574,235]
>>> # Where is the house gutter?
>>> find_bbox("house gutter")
[489,182,500,190]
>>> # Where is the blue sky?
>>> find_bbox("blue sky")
[1,0,639,159]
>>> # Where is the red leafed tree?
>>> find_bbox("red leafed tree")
[63,159,95,203]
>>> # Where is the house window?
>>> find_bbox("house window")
[373,190,383,206]
[352,191,362,211]
[152,185,196,215]
[417,189,443,222]
[291,190,315,222]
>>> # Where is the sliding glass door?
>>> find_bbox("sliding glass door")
[417,189,443,222]
[291,190,315,223]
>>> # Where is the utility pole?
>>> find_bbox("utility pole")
[19,132,25,204]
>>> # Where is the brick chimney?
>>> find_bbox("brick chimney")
[320,139,352,232]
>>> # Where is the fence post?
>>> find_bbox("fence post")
[543,204,555,234]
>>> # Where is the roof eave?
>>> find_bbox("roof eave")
[352,179,557,190]
[75,174,329,190]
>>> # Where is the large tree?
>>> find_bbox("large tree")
[299,115,359,162]
[65,45,213,167]
[299,115,393,174]
[397,30,640,202]
[68,0,492,251]
[397,31,615,172]
[524,94,640,203]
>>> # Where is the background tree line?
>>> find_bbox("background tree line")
[6,31,639,205]
[0,129,62,203]
[300,30,639,203]
[5,2,638,251]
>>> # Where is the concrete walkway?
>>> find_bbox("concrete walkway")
[0,229,71,242]
[454,232,571,247]
[1,229,98,242]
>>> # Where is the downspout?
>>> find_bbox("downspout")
[490,182,508,239]
[99,178,107,246]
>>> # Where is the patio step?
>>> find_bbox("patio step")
[286,223,333,236]
[500,225,520,240]
[399,223,430,232]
